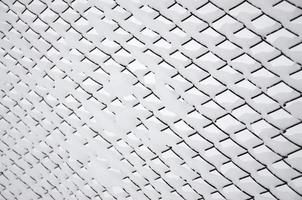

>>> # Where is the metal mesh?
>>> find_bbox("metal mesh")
[0,0,302,199]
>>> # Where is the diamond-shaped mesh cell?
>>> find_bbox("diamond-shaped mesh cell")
[0,0,302,199]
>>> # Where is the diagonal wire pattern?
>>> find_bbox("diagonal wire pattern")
[0,0,302,199]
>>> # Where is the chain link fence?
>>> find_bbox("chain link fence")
[0,0,302,199]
